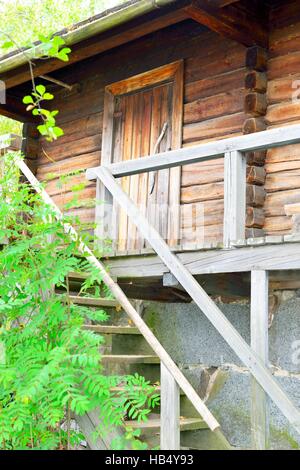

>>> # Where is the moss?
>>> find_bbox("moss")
[270,426,300,450]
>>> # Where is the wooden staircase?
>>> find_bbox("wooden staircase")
[73,294,230,450]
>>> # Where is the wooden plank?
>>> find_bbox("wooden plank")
[136,90,152,249]
[16,156,221,434]
[68,295,119,308]
[251,270,270,450]
[160,363,180,450]
[86,124,300,179]
[94,166,300,436]
[168,60,184,247]
[95,90,115,250]
[104,239,300,279]
[223,151,246,247]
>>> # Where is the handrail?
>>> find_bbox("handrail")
[13,156,229,448]
[86,123,300,179]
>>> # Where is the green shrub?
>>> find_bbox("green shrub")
[0,153,159,450]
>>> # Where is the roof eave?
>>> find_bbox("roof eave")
[0,0,177,74]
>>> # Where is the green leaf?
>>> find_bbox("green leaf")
[36,84,46,96]
[43,93,54,101]
[22,96,34,104]
[53,127,64,138]
[2,40,14,49]
[56,47,71,62]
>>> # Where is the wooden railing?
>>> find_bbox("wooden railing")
[86,124,300,449]
[87,123,300,247]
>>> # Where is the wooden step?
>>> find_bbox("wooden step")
[128,417,207,432]
[102,355,160,364]
[69,295,119,308]
[83,325,140,334]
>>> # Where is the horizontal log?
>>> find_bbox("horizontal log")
[183,112,246,143]
[269,20,300,57]
[181,182,266,207]
[264,216,292,233]
[246,165,266,185]
[52,187,96,209]
[41,112,103,149]
[285,202,300,216]
[184,68,245,103]
[66,207,95,225]
[185,44,245,83]
[264,189,300,217]
[246,46,268,72]
[181,224,223,245]
[268,52,300,80]
[265,169,300,192]
[244,92,267,116]
[266,102,300,125]
[184,89,243,124]
[181,182,224,204]
[181,200,224,228]
[45,173,93,196]
[39,135,101,164]
[246,150,266,166]
[37,151,100,180]
[243,117,266,134]
[181,160,224,187]
[182,131,243,148]
[246,207,265,228]
[266,142,300,163]
[245,71,267,93]
[265,159,300,174]
[267,76,299,104]
[246,185,266,207]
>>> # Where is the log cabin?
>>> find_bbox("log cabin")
[1,0,300,450]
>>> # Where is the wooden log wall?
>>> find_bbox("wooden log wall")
[243,46,268,238]
[22,20,247,246]
[264,0,300,236]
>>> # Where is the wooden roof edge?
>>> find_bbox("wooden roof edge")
[0,0,178,75]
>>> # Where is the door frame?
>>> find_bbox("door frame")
[97,60,183,251]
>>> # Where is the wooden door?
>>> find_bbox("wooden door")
[99,61,183,252]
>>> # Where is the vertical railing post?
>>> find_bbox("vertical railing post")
[223,150,246,247]
[251,270,270,449]
[160,363,180,450]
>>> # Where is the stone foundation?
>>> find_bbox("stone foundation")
[142,294,300,449]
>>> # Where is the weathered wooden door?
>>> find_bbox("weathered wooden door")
[99,61,183,252]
